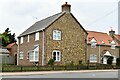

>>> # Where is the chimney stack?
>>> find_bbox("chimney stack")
[62,2,71,13]
[109,28,115,38]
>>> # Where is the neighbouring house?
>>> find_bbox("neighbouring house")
[17,2,88,66]
[6,42,18,65]
[0,47,15,64]
[87,29,120,64]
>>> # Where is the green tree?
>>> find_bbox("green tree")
[0,28,16,46]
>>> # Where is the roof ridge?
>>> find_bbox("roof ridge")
[87,30,108,34]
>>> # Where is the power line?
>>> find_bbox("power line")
[87,6,118,26]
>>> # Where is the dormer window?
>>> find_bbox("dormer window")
[35,32,39,41]
[90,38,97,48]
[53,30,61,40]
[111,40,116,49]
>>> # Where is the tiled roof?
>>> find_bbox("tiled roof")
[6,42,17,48]
[87,31,113,45]
[18,12,65,37]
[114,34,120,46]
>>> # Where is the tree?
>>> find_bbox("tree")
[0,28,16,46]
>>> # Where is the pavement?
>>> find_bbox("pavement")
[1,69,118,76]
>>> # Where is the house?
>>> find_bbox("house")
[0,47,15,64]
[6,42,18,65]
[17,2,88,66]
[87,29,120,64]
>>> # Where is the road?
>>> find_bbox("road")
[2,70,118,78]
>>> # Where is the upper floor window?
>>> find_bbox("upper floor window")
[19,51,23,59]
[90,38,97,48]
[20,37,23,44]
[90,54,97,62]
[53,30,61,40]
[52,50,61,62]
[35,32,39,41]
[28,35,30,42]
[111,40,116,49]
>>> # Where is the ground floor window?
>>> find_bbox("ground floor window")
[90,54,97,62]
[29,51,39,62]
[19,52,23,59]
[29,45,39,62]
[52,50,61,62]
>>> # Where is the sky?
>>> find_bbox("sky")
[0,0,120,38]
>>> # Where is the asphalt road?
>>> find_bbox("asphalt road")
[2,70,118,78]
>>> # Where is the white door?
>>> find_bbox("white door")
[103,57,107,64]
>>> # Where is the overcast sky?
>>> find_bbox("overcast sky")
[0,0,120,38]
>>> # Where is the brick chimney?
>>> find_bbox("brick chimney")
[62,2,71,13]
[109,29,115,38]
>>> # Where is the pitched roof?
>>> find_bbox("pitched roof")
[18,12,65,37]
[6,42,17,48]
[87,31,113,45]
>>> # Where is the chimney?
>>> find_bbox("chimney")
[109,29,115,38]
[62,2,71,13]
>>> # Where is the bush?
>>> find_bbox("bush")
[48,59,55,66]
[107,56,113,65]
[116,58,120,66]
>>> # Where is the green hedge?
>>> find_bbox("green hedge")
[2,65,120,72]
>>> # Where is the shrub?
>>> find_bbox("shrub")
[116,58,120,66]
[48,59,55,66]
[107,56,113,65]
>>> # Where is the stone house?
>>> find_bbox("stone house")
[17,2,88,66]
[87,29,120,64]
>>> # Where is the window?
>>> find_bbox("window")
[35,32,39,41]
[90,38,97,48]
[19,52,23,59]
[53,30,61,40]
[111,45,116,49]
[52,50,61,61]
[28,35,29,42]
[20,37,23,44]
[90,54,97,62]
[29,45,39,62]
[91,42,96,48]
[111,40,116,49]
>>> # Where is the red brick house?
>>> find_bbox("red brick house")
[87,29,120,64]
[17,2,88,66]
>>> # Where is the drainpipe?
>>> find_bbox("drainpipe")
[98,44,101,63]
[17,38,20,66]
[42,29,45,66]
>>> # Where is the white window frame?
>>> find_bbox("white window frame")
[28,35,29,42]
[91,42,96,48]
[90,54,97,62]
[19,52,23,59]
[111,45,116,49]
[52,50,61,62]
[29,45,39,62]
[35,32,39,41]
[20,37,23,44]
[53,30,61,40]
